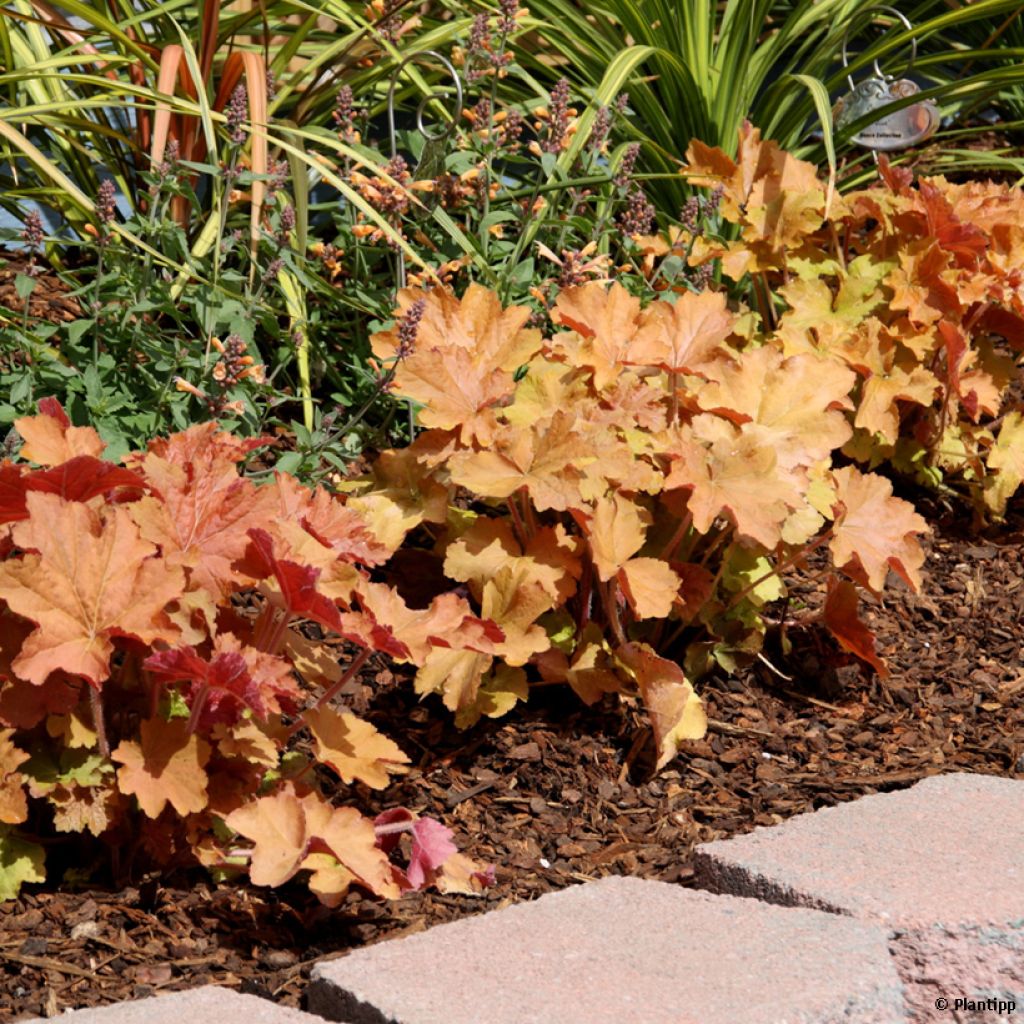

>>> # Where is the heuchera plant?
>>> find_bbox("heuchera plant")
[681,124,1024,519]
[0,400,495,901]
[354,280,929,770]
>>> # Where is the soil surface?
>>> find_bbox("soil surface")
[1,492,1022,1021]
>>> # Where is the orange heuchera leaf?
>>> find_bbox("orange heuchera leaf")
[276,478,392,568]
[627,289,735,376]
[226,783,398,899]
[823,577,888,679]
[128,424,279,598]
[371,285,542,445]
[0,729,29,825]
[304,706,410,789]
[616,642,706,770]
[0,493,183,686]
[685,123,824,272]
[414,648,495,714]
[698,347,856,470]
[618,558,681,620]
[48,782,122,837]
[563,624,620,705]
[14,400,105,466]
[549,282,643,390]
[829,466,928,593]
[446,412,591,512]
[582,493,649,581]
[112,719,210,818]
[664,418,802,548]
[887,242,960,326]
[224,785,305,887]
[355,583,503,664]
[854,363,939,444]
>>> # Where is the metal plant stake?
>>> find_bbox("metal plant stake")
[833,7,939,153]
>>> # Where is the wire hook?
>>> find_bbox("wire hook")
[840,5,917,92]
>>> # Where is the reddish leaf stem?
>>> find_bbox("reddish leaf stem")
[659,511,692,561]
[285,647,374,740]
[186,681,210,736]
[506,495,528,548]
[600,578,628,647]
[89,685,110,760]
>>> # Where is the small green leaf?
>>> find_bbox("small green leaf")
[14,273,37,301]
[0,827,46,900]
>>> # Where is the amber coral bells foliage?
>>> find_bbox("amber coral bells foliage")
[682,122,1024,518]
[361,282,928,769]
[0,401,493,902]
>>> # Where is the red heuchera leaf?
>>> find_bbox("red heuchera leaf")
[0,493,183,686]
[0,674,82,729]
[14,401,105,465]
[878,155,914,194]
[25,457,147,504]
[36,397,70,428]
[823,577,888,679]
[937,320,980,422]
[918,181,988,264]
[145,641,268,728]
[0,462,27,526]
[406,817,459,890]
[241,528,344,633]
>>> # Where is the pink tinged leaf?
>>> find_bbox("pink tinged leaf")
[407,817,458,890]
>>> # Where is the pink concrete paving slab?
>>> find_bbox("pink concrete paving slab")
[693,772,1024,1024]
[19,986,336,1024]
[307,875,905,1024]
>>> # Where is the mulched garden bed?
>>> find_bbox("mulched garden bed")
[2,490,1021,1021]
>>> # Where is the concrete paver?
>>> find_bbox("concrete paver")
[693,772,1024,1023]
[19,985,338,1024]
[307,874,905,1024]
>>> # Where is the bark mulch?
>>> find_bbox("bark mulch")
[0,252,82,328]
[3,495,1021,1020]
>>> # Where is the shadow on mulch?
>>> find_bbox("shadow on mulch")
[3,496,1022,1020]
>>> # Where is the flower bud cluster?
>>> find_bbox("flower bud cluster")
[226,84,248,145]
